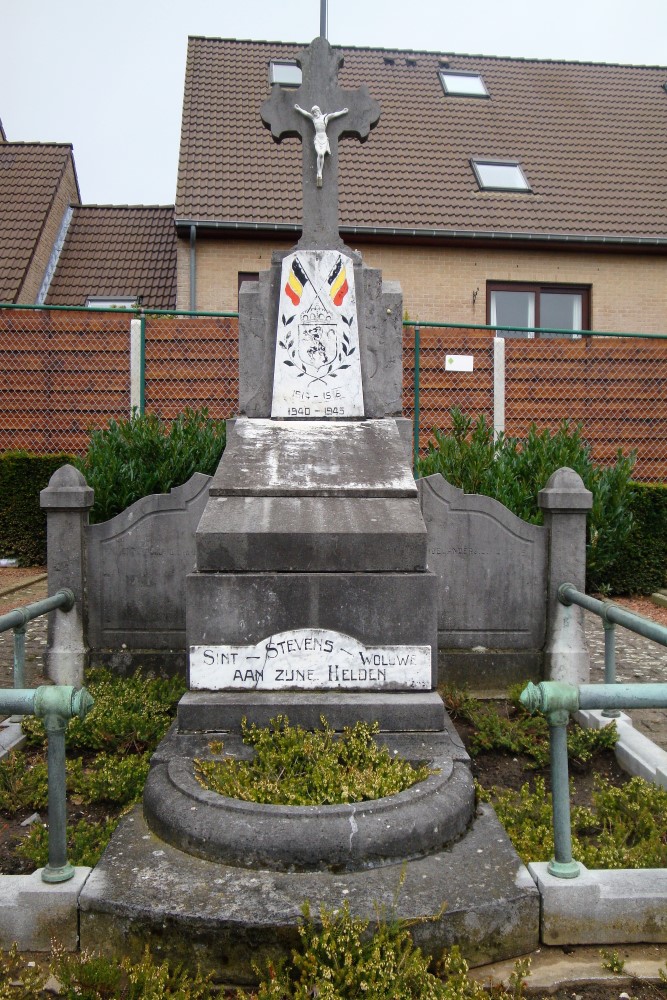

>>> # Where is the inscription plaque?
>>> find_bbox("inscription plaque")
[190,628,430,691]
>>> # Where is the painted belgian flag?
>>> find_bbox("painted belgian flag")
[327,256,349,306]
[284,258,309,306]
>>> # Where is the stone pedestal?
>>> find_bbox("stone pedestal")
[183,416,440,731]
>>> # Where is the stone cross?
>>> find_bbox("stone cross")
[261,36,380,249]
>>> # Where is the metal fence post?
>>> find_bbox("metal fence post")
[139,311,146,415]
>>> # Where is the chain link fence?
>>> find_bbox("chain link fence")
[405,323,667,482]
[1,306,666,482]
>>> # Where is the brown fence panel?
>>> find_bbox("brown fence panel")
[0,308,131,454]
[504,337,667,482]
[404,327,494,452]
[144,316,239,420]
[1,309,666,482]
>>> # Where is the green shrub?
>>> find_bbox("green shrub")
[21,668,186,754]
[603,482,667,594]
[195,716,433,806]
[0,750,48,811]
[17,815,121,870]
[242,902,530,1000]
[484,774,667,869]
[0,451,74,565]
[76,407,226,522]
[417,410,636,591]
[441,685,617,769]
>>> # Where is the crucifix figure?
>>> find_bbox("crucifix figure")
[294,104,348,188]
[261,36,380,248]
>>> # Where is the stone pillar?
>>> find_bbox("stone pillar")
[40,465,94,686]
[538,467,593,684]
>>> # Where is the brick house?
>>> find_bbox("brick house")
[0,121,176,309]
[175,38,667,335]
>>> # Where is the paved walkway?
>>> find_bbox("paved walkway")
[0,577,49,691]
[584,610,667,750]
[1,577,666,750]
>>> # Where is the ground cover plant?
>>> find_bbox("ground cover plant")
[0,669,185,873]
[195,715,432,805]
[442,684,667,870]
[417,410,636,591]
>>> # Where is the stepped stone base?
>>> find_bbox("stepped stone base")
[144,726,473,871]
[178,690,446,732]
[79,803,539,985]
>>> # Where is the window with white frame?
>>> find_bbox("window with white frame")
[439,71,489,97]
[269,61,302,87]
[472,159,531,191]
[487,283,589,338]
[85,296,138,309]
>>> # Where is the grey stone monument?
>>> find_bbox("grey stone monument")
[177,34,443,734]
[81,36,539,974]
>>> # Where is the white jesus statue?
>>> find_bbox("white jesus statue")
[295,104,348,187]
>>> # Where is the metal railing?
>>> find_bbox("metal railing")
[0,685,94,882]
[521,584,667,879]
[0,588,74,692]
[0,588,94,883]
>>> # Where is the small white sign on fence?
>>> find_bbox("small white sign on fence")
[446,355,474,372]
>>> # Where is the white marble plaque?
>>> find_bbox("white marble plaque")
[271,250,364,418]
[190,628,430,691]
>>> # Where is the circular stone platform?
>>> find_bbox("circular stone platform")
[143,727,475,872]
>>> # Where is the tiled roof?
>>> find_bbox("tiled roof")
[176,37,667,242]
[46,205,177,308]
[0,143,75,301]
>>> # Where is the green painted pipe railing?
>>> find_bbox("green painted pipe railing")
[0,588,75,691]
[521,587,667,879]
[0,685,94,882]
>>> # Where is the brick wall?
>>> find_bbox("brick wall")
[178,236,667,336]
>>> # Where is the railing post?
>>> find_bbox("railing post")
[42,711,71,882]
[601,618,620,718]
[538,468,593,684]
[547,709,580,878]
[40,466,94,686]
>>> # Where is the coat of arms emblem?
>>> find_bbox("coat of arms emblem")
[272,250,364,417]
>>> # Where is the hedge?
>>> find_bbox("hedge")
[0,452,74,567]
[604,483,667,596]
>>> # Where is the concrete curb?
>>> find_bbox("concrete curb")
[0,573,48,599]
[576,708,667,788]
[0,719,26,757]
[0,867,92,951]
[529,862,667,945]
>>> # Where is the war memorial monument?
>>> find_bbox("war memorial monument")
[73,33,542,981]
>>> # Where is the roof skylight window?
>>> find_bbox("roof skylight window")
[269,61,302,87]
[439,71,488,97]
[471,160,531,192]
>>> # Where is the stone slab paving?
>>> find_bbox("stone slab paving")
[0,576,49,696]
[584,609,667,751]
